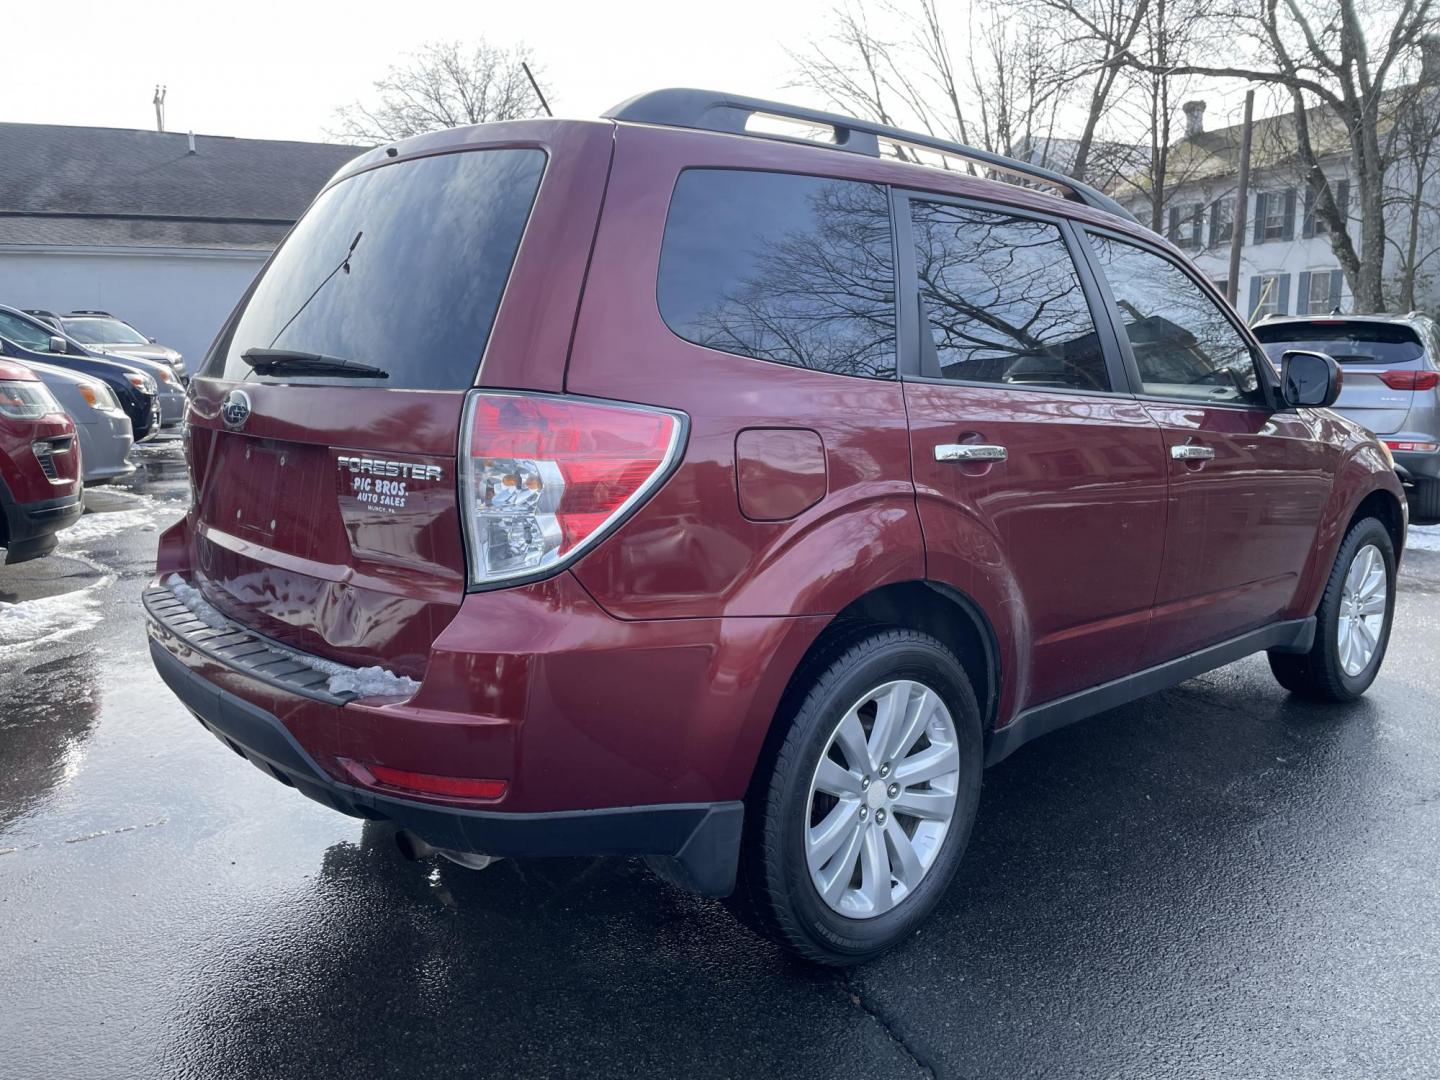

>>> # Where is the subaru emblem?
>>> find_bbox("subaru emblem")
[220,389,252,430]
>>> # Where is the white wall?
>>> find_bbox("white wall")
[0,249,268,367]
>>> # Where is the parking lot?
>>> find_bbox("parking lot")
[2,441,1439,1079]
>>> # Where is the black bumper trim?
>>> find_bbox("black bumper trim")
[148,638,743,896]
[1,490,83,564]
[144,583,356,704]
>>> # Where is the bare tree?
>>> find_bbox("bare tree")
[330,39,550,143]
[1120,0,1436,312]
[788,0,1139,186]
[1383,52,1440,310]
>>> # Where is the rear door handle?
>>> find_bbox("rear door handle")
[935,443,1007,462]
[1171,444,1215,461]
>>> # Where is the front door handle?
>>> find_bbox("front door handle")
[1171,444,1215,461]
[935,443,1007,463]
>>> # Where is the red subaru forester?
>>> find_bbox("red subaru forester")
[148,90,1406,964]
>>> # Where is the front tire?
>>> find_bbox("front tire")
[1268,516,1396,701]
[731,629,983,965]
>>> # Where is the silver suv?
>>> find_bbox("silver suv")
[1256,313,1440,524]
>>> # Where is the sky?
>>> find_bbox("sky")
[7,0,843,142]
[6,0,1265,151]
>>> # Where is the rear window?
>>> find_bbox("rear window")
[657,169,896,379]
[1254,321,1427,365]
[208,148,546,389]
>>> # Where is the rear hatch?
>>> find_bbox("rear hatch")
[183,125,611,679]
[1255,319,1433,434]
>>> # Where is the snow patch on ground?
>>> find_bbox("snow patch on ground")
[60,507,162,548]
[1408,525,1440,552]
[0,555,114,655]
[162,574,419,700]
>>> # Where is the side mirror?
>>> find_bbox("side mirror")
[148,336,158,344]
[1281,349,1342,408]
[48,335,69,355]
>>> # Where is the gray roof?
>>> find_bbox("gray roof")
[0,122,363,250]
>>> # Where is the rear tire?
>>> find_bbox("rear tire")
[1408,478,1440,525]
[1268,516,1396,701]
[730,629,983,966]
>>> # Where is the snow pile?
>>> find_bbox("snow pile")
[162,574,419,700]
[60,507,163,549]
[0,557,112,654]
[1408,524,1440,553]
[163,574,228,629]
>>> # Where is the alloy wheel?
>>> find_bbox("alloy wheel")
[804,680,960,919]
[1337,542,1387,677]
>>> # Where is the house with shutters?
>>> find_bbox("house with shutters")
[1112,53,1440,324]
[1114,98,1358,323]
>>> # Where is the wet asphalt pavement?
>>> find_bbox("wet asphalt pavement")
[3,441,1439,1079]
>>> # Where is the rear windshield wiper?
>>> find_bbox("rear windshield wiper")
[240,348,389,379]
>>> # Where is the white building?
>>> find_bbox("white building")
[0,123,360,365]
[1115,75,1439,322]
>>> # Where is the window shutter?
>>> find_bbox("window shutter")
[1330,269,1344,312]
[1191,205,1203,246]
[1336,180,1350,222]
[1276,273,1291,314]
[1297,271,1312,314]
[1209,200,1220,247]
[1248,275,1262,319]
[1303,188,1317,238]
[1253,193,1267,242]
[1168,205,1180,242]
[1281,189,1297,240]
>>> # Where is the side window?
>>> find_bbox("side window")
[909,201,1111,392]
[1088,233,1268,407]
[0,312,54,352]
[658,169,895,378]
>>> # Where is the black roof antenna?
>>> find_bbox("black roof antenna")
[522,62,552,118]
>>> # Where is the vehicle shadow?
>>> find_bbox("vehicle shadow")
[161,658,1417,1080]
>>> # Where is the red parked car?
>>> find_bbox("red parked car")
[1,359,83,564]
[147,91,1406,964]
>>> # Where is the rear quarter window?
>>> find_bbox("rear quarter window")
[208,148,546,390]
[657,169,896,379]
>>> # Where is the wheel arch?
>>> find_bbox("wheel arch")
[749,581,1002,799]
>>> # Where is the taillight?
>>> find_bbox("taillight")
[459,391,685,587]
[1378,369,1439,390]
[1384,439,1439,453]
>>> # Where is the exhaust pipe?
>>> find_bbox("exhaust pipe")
[394,829,500,871]
[394,829,435,862]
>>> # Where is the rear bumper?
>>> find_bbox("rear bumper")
[1,490,83,563]
[149,638,743,894]
[1393,448,1440,482]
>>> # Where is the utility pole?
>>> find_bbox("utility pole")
[1226,89,1254,307]
[153,85,167,133]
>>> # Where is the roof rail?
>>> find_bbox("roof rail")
[604,88,1138,224]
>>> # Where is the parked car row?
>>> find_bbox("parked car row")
[0,306,185,563]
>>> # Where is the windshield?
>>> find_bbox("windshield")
[62,318,149,345]
[1254,321,1427,365]
[207,148,546,390]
